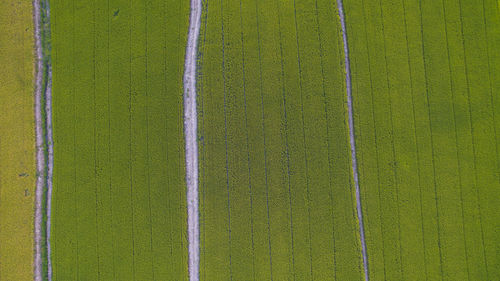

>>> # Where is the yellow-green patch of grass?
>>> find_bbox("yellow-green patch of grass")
[0,1,35,280]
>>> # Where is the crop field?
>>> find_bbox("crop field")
[50,0,189,280]
[344,0,500,280]
[0,1,36,280]
[1,0,499,280]
[197,0,363,280]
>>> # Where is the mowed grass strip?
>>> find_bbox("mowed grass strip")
[50,0,188,279]
[0,1,35,280]
[198,0,363,279]
[344,0,500,280]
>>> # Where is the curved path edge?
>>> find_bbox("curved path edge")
[336,1,369,280]
[183,0,202,280]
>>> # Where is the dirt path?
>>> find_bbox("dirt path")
[33,1,44,280]
[336,1,369,280]
[33,1,53,280]
[183,0,202,280]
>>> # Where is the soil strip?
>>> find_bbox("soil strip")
[336,1,370,280]
[184,0,202,280]
[33,1,53,280]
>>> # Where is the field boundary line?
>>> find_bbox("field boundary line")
[183,0,202,277]
[336,1,369,280]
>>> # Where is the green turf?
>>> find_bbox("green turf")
[343,0,500,280]
[50,0,189,279]
[197,0,364,279]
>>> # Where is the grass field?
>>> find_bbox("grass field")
[197,0,364,279]
[50,0,189,279]
[344,0,500,280]
[0,1,36,280]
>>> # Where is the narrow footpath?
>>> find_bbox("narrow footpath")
[336,1,370,280]
[183,0,202,280]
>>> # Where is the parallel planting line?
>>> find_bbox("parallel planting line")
[183,0,202,278]
[336,1,369,280]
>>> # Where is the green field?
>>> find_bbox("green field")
[0,1,35,280]
[50,0,189,280]
[197,0,363,279]
[344,0,500,280]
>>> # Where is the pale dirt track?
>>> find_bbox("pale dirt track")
[33,0,44,280]
[336,0,369,280]
[184,0,202,280]
[33,1,53,280]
